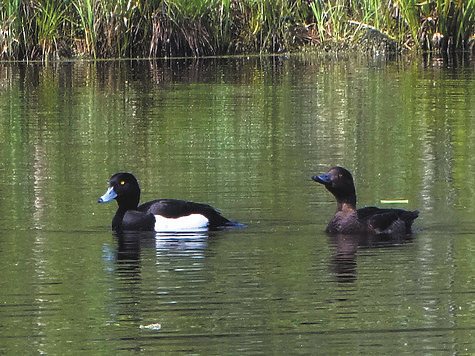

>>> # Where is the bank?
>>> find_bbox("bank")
[0,0,474,61]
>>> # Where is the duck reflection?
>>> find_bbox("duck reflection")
[101,231,210,332]
[115,231,146,262]
[105,231,210,282]
[329,233,413,283]
[113,231,209,264]
[330,234,359,283]
[154,232,209,252]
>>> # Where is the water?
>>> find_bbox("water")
[0,55,473,354]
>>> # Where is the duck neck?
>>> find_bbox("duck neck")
[112,193,140,231]
[336,196,357,212]
[116,192,140,211]
[112,208,126,231]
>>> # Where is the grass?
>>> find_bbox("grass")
[0,0,30,59]
[72,0,96,57]
[35,0,68,60]
[0,0,473,60]
[435,0,475,50]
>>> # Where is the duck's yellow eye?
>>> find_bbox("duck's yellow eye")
[120,181,125,185]
[338,174,343,178]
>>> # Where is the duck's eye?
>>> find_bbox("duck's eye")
[120,181,125,185]
[338,174,342,178]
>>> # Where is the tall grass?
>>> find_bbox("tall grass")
[0,0,32,59]
[150,0,217,57]
[0,0,473,60]
[35,0,68,60]
[309,0,326,41]
[72,0,95,57]
[397,0,421,48]
[434,0,475,50]
[229,0,309,53]
[0,1,18,59]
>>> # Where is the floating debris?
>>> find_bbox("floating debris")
[380,199,409,204]
[139,323,161,331]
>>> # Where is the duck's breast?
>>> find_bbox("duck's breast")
[327,211,366,234]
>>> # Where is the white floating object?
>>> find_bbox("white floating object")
[380,199,409,204]
[140,323,161,330]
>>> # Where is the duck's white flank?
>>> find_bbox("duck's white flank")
[154,214,209,233]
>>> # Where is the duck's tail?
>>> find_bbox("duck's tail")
[402,210,419,233]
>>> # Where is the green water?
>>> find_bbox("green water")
[0,55,473,354]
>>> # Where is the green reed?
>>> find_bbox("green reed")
[353,0,387,31]
[35,0,68,60]
[396,0,421,47]
[150,0,218,57]
[72,0,95,57]
[0,0,31,59]
[0,0,473,60]
[396,0,475,51]
[309,0,326,41]
[436,0,475,49]
[232,0,308,53]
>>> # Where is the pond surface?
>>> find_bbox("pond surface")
[0,54,473,354]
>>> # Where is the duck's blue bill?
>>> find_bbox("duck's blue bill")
[312,174,331,184]
[98,186,117,203]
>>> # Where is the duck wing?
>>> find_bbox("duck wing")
[357,207,419,234]
[138,199,233,229]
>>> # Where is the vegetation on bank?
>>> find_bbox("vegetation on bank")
[0,0,474,60]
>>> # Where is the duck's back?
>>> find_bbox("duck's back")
[357,207,419,234]
[138,199,233,229]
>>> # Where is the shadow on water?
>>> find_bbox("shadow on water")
[329,233,414,283]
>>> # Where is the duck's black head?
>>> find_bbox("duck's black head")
[98,172,141,210]
[312,166,357,208]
